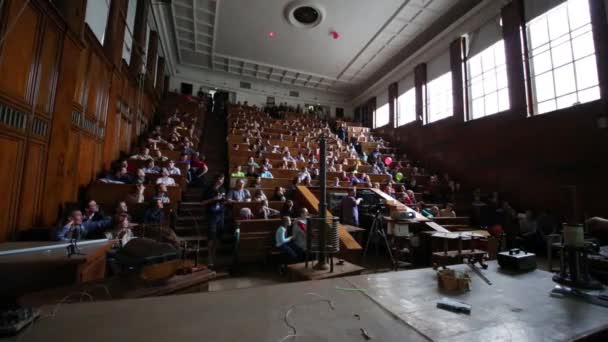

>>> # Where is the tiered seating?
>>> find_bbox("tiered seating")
[76,93,207,249]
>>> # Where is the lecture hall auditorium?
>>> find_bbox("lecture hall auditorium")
[1,0,608,341]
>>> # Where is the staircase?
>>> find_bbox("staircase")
[174,101,233,270]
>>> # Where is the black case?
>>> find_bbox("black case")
[497,248,537,272]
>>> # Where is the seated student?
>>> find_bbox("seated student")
[232,143,240,151]
[288,160,299,170]
[182,141,196,155]
[130,147,153,160]
[83,200,105,222]
[101,166,132,184]
[406,190,417,205]
[417,201,434,218]
[156,168,177,186]
[395,185,411,205]
[133,168,148,185]
[292,208,310,252]
[439,203,456,217]
[190,153,208,185]
[227,179,251,202]
[260,166,274,179]
[272,187,287,201]
[257,200,281,219]
[238,207,254,220]
[55,210,112,241]
[245,165,259,178]
[275,216,304,260]
[166,160,181,176]
[153,184,171,204]
[297,167,311,183]
[126,184,146,204]
[143,159,161,174]
[281,200,296,217]
[144,199,165,224]
[261,158,273,170]
[250,176,263,189]
[283,151,296,162]
[114,201,132,222]
[109,213,135,246]
[252,189,267,202]
[247,156,260,168]
[153,149,168,162]
[176,153,190,167]
[231,165,245,178]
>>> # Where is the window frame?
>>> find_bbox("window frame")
[525,0,600,115]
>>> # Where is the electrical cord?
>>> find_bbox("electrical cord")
[277,292,336,342]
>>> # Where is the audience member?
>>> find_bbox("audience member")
[156,168,177,186]
[275,216,304,261]
[227,179,251,202]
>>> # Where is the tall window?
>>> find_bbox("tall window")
[397,87,416,126]
[426,50,452,124]
[85,0,110,44]
[375,102,390,128]
[527,0,599,114]
[123,0,138,64]
[468,40,509,119]
[426,72,453,123]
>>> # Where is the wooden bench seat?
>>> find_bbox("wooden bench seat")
[235,218,283,263]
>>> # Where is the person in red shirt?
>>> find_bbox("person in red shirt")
[190,153,208,186]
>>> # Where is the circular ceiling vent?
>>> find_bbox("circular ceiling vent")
[285,1,325,28]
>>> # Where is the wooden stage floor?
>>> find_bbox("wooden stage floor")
[6,262,608,341]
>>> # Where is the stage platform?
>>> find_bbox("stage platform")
[6,262,608,341]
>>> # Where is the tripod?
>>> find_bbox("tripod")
[363,210,396,269]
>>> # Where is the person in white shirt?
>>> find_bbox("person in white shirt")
[292,208,309,252]
[130,147,153,160]
[156,168,176,186]
[166,160,181,176]
[143,159,161,174]
[275,216,303,260]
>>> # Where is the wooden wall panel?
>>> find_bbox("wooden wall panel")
[0,136,23,241]
[72,49,88,106]
[35,22,61,115]
[62,130,80,203]
[77,135,94,186]
[17,142,45,229]
[0,2,40,104]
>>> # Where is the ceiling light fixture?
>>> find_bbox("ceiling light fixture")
[285,1,325,28]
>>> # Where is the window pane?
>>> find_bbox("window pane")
[529,17,549,49]
[397,88,416,126]
[575,55,598,89]
[496,66,508,89]
[548,6,569,40]
[532,50,552,75]
[498,88,510,112]
[577,86,600,103]
[553,63,576,96]
[556,93,578,109]
[494,40,506,66]
[427,72,453,123]
[534,72,555,102]
[526,0,599,115]
[472,98,484,119]
[85,1,110,44]
[481,49,495,72]
[484,92,498,116]
[538,99,556,114]
[571,31,595,59]
[469,55,482,77]
[568,0,591,30]
[470,76,484,99]
[483,72,497,93]
[551,41,573,68]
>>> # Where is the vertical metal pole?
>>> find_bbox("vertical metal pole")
[314,135,328,270]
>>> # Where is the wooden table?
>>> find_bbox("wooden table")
[0,240,113,298]
[6,262,608,341]
[18,269,217,307]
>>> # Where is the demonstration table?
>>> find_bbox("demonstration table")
[8,262,608,341]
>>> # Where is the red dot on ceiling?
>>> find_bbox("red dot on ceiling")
[268,31,276,38]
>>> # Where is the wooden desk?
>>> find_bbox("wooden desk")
[11,262,608,341]
[18,269,217,307]
[0,240,113,298]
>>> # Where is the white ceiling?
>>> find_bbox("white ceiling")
[161,0,467,94]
